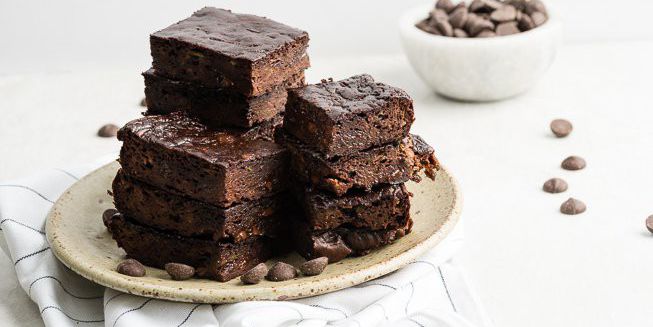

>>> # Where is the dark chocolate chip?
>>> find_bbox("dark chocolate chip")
[449,6,469,29]
[102,208,118,227]
[266,262,298,282]
[524,0,547,15]
[469,0,488,12]
[436,20,454,37]
[454,28,469,38]
[476,29,496,38]
[164,262,195,280]
[518,14,535,31]
[560,198,586,215]
[561,156,586,171]
[299,257,328,276]
[469,18,495,36]
[97,124,119,138]
[241,263,268,284]
[430,8,450,23]
[531,11,547,26]
[550,119,573,137]
[490,5,517,22]
[416,20,442,35]
[646,215,653,234]
[496,22,520,36]
[436,0,455,12]
[140,97,147,107]
[543,178,568,193]
[117,259,146,277]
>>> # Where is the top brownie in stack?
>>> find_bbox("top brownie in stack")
[284,74,414,158]
[150,7,310,96]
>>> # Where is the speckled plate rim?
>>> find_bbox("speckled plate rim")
[46,161,462,303]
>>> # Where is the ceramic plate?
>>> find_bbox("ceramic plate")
[46,161,461,303]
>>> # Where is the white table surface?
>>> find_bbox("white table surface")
[2,41,653,327]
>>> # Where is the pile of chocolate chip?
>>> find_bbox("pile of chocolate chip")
[416,0,548,38]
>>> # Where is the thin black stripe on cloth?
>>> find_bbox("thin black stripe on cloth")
[112,298,154,327]
[40,306,104,324]
[14,247,50,265]
[310,304,348,318]
[177,304,203,327]
[411,260,457,312]
[0,184,55,203]
[0,218,45,234]
[29,275,103,300]
[54,168,80,180]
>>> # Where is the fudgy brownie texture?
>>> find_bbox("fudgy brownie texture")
[143,68,305,128]
[150,7,310,96]
[294,184,411,232]
[282,133,439,195]
[283,74,414,158]
[112,171,286,241]
[293,219,413,263]
[117,112,288,207]
[108,214,274,281]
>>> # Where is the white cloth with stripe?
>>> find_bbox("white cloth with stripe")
[0,158,492,327]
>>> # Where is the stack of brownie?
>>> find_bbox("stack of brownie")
[281,75,440,263]
[106,7,310,281]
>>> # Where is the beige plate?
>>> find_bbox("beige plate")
[46,161,461,303]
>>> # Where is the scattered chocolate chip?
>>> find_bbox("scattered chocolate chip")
[97,124,119,138]
[454,28,469,38]
[561,156,586,171]
[531,11,547,26]
[496,22,520,36]
[240,263,268,284]
[490,5,517,22]
[449,7,469,29]
[560,198,586,215]
[646,215,653,234]
[117,259,146,277]
[543,178,568,193]
[140,97,147,107]
[102,208,118,227]
[436,20,454,36]
[550,119,573,137]
[476,29,496,38]
[266,262,298,282]
[299,257,328,276]
[164,262,195,280]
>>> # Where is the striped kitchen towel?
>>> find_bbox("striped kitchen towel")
[0,157,492,327]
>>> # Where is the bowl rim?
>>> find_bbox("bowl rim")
[399,3,561,44]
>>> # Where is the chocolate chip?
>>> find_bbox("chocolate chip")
[543,178,568,193]
[164,262,195,280]
[117,259,146,277]
[561,156,586,171]
[140,97,147,107]
[102,208,118,227]
[436,0,455,12]
[430,8,450,23]
[490,5,517,22]
[97,124,119,138]
[496,22,520,36]
[454,28,469,38]
[518,14,535,31]
[449,7,469,29]
[299,257,328,276]
[240,263,268,284]
[560,198,586,215]
[550,119,573,137]
[266,262,298,282]
[476,29,496,38]
[469,18,495,36]
[531,11,547,26]
[436,20,454,37]
[416,20,442,35]
[524,0,547,15]
[646,215,653,234]
[469,0,489,13]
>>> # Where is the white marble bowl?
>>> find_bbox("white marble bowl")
[399,4,562,102]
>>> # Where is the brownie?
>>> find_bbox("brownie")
[150,7,310,96]
[143,68,305,128]
[112,171,286,241]
[108,214,275,281]
[293,219,413,263]
[282,133,439,195]
[283,74,414,158]
[118,112,288,207]
[294,184,411,232]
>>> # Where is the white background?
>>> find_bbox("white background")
[2,1,653,327]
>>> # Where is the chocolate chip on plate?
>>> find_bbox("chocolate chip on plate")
[496,22,520,36]
[117,259,146,277]
[550,119,573,137]
[449,6,469,29]
[560,198,586,215]
[97,124,119,138]
[140,97,147,107]
[646,215,653,234]
[490,5,517,22]
[543,178,568,193]
[102,208,118,227]
[266,262,298,282]
[240,263,268,284]
[468,18,495,36]
[561,156,586,170]
[299,257,329,276]
[164,262,195,280]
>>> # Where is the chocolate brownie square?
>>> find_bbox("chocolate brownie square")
[112,171,286,242]
[150,7,310,96]
[293,218,412,263]
[282,133,439,195]
[294,184,411,232]
[118,112,288,207]
[283,74,414,158]
[107,214,275,281]
[143,68,305,128]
